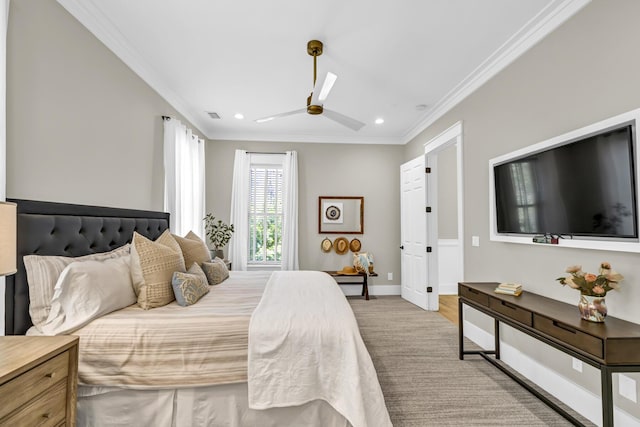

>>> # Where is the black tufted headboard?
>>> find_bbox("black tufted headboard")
[5,199,170,335]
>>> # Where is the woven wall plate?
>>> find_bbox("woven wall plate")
[321,238,333,252]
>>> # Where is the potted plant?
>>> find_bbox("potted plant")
[203,214,234,259]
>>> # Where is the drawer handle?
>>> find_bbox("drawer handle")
[45,372,56,379]
[500,301,517,310]
[467,288,479,294]
[42,413,51,419]
[552,321,577,334]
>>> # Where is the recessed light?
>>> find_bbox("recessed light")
[234,113,244,120]
[375,118,384,125]
[415,104,429,111]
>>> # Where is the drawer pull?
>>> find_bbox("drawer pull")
[552,321,577,334]
[500,301,517,310]
[467,288,479,294]
[42,413,51,419]
[45,372,56,379]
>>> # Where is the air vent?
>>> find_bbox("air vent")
[207,112,221,119]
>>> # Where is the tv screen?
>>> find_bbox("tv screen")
[494,125,637,238]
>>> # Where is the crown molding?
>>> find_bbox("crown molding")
[57,0,211,138]
[401,0,591,144]
[58,0,590,145]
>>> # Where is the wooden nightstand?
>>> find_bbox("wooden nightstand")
[0,336,79,426]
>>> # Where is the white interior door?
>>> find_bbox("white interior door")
[400,156,429,310]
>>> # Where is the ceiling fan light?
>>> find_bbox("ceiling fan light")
[318,72,337,101]
[375,118,384,125]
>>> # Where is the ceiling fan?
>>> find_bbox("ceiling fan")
[255,40,365,131]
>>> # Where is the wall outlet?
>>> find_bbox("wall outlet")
[571,357,583,373]
[619,374,637,403]
[388,272,393,281]
[472,236,480,247]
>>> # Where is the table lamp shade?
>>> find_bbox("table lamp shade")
[0,201,17,276]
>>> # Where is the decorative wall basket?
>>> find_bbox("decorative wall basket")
[578,295,607,322]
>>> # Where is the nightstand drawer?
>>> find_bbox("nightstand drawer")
[0,351,69,419]
[0,379,67,427]
[534,314,603,358]
[459,285,489,307]
[489,297,532,326]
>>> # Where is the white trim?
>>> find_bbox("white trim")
[463,318,640,427]
[58,0,590,144]
[489,108,640,253]
[438,239,462,295]
[424,122,465,290]
[340,284,400,296]
[402,0,591,144]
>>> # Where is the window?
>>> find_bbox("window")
[248,158,283,265]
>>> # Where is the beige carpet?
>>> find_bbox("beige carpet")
[348,296,594,427]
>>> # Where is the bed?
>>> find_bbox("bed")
[5,199,391,427]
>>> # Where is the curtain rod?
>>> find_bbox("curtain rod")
[247,151,286,155]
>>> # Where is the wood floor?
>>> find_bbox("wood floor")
[438,294,459,325]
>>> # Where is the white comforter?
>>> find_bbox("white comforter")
[248,271,392,427]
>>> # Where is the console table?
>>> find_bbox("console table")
[325,271,377,300]
[459,282,640,427]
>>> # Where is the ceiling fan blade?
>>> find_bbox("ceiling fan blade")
[323,108,365,131]
[311,72,337,105]
[255,108,307,123]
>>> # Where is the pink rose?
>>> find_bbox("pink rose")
[592,285,606,295]
[584,273,597,282]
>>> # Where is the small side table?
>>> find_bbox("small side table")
[325,271,377,300]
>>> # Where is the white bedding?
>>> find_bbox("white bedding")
[248,271,392,427]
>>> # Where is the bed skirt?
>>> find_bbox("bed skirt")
[77,383,350,427]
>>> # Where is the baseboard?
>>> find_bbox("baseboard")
[463,317,639,426]
[439,282,458,295]
[340,284,400,296]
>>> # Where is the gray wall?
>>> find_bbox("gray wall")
[206,140,403,287]
[405,0,640,418]
[7,0,204,210]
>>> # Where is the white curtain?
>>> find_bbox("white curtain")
[163,118,205,237]
[281,151,298,270]
[228,149,250,270]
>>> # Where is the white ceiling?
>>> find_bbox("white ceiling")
[58,0,589,144]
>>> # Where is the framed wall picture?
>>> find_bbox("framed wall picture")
[318,196,364,234]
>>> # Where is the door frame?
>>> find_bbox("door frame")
[424,121,464,294]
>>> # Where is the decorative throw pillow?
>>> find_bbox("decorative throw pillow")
[172,231,211,268]
[353,252,374,274]
[130,230,186,309]
[40,256,136,335]
[201,258,229,286]
[24,243,131,330]
[172,263,209,307]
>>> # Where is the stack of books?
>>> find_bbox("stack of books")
[494,283,523,296]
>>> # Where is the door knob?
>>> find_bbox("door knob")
[399,245,404,250]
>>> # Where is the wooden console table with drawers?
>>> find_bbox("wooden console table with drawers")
[458,282,640,427]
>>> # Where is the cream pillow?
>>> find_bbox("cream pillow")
[40,257,136,335]
[24,244,131,330]
[201,257,229,286]
[130,230,186,309]
[172,231,211,267]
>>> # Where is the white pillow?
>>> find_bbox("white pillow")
[40,256,136,335]
[24,244,131,329]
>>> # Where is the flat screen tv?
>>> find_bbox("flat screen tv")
[493,124,637,239]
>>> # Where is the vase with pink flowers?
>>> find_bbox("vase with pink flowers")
[556,262,623,322]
